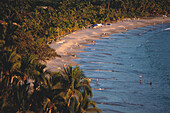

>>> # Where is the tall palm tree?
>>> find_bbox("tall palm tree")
[0,49,30,113]
[0,49,21,84]
[62,66,101,113]
[61,66,84,106]
[41,71,70,113]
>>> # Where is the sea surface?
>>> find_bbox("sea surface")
[75,23,170,113]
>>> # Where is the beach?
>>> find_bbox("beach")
[46,17,170,72]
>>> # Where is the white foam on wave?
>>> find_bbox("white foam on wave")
[164,28,170,31]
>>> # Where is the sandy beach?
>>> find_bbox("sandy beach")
[46,17,170,72]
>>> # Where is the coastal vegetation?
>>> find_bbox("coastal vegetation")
[0,0,169,112]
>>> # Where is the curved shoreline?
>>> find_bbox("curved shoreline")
[46,17,170,72]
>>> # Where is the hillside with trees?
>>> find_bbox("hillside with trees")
[0,0,169,112]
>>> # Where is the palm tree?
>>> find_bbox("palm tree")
[0,49,31,113]
[0,49,21,83]
[80,89,102,113]
[62,66,101,113]
[41,71,70,113]
[61,66,84,106]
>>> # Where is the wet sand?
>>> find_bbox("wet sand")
[46,17,170,72]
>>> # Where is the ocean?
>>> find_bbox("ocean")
[75,23,170,113]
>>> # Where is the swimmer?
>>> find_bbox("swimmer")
[140,79,142,84]
[139,75,143,78]
[150,81,152,85]
[92,40,96,45]
[98,88,104,90]
[96,78,98,84]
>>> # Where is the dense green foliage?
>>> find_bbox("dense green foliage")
[0,0,168,45]
[0,0,168,112]
[0,63,101,112]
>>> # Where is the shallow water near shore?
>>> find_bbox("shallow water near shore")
[75,23,170,113]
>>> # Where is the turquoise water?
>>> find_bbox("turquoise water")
[75,23,170,113]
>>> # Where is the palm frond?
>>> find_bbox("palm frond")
[11,61,21,71]
[28,55,38,64]
[86,107,102,113]
[88,101,97,108]
[8,50,21,63]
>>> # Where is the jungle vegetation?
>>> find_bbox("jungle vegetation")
[0,0,169,112]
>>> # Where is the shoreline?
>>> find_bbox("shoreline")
[46,17,170,72]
